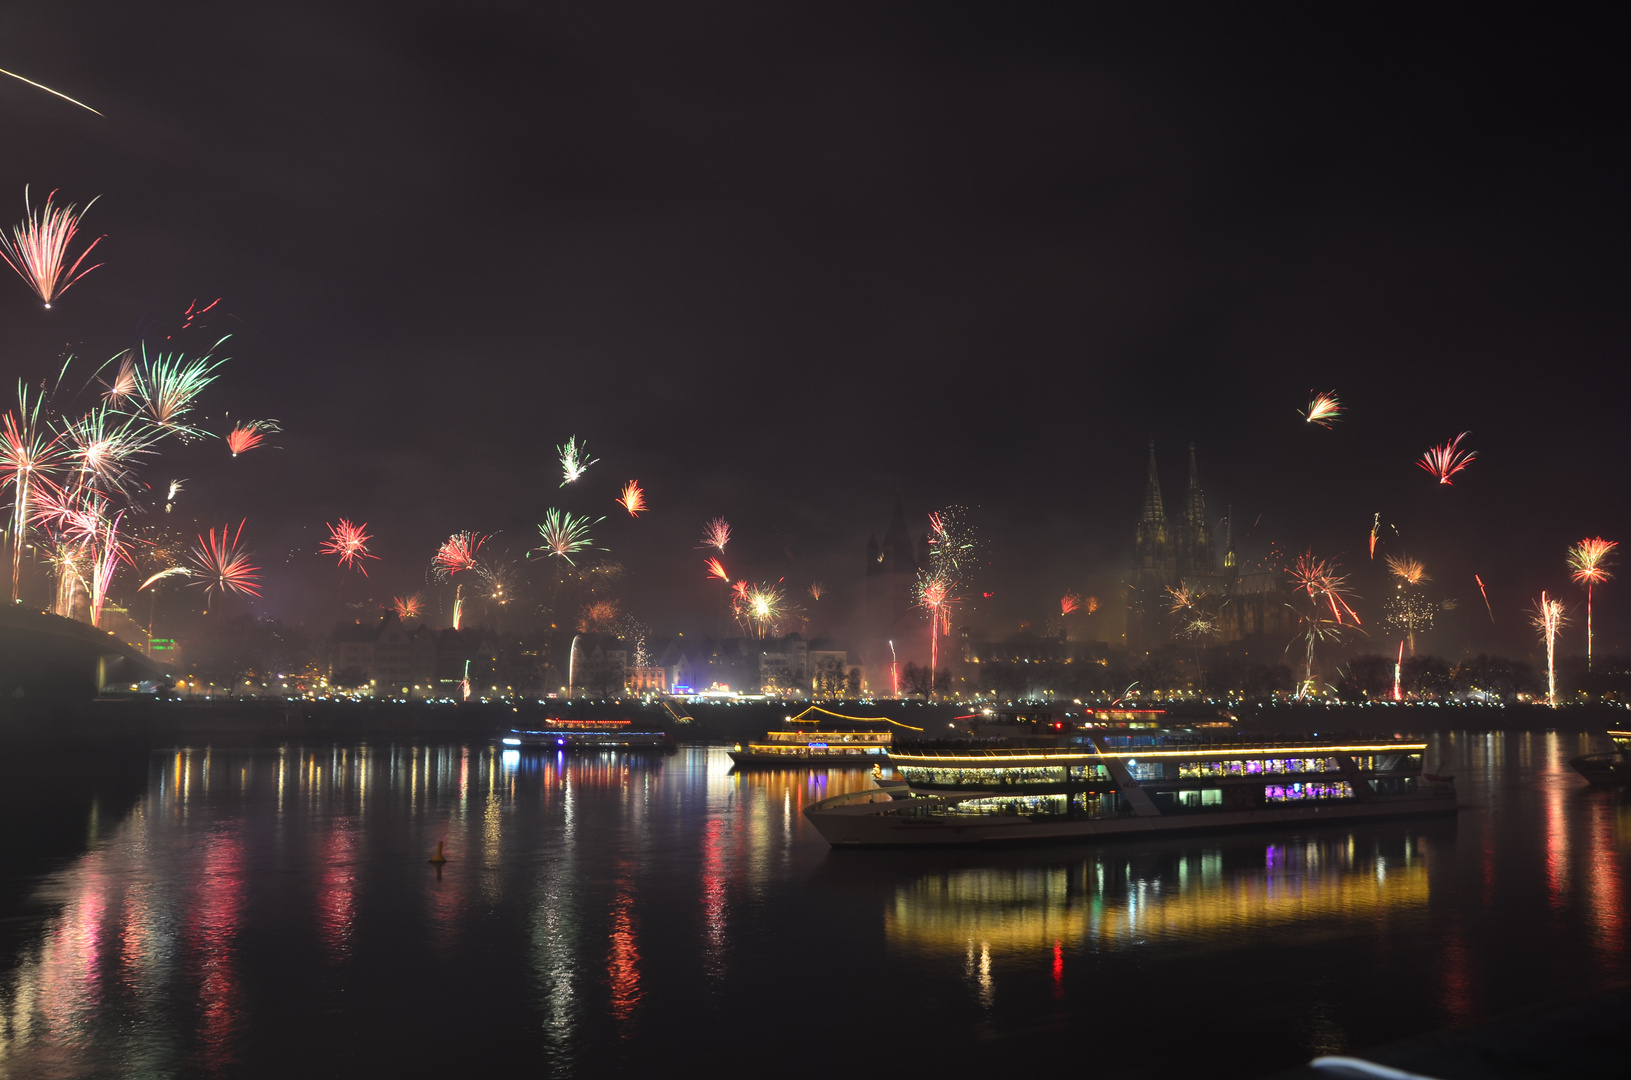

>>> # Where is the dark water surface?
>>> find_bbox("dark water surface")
[1,732,1626,1078]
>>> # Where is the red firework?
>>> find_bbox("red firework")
[319,518,380,575]
[1288,551,1360,625]
[226,424,265,457]
[190,521,260,599]
[1060,592,1081,616]
[0,187,103,308]
[704,557,728,581]
[617,480,648,517]
[433,531,485,578]
[1417,432,1477,485]
[391,594,424,621]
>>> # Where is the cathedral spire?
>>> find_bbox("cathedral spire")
[1142,440,1166,525]
[1186,442,1205,528]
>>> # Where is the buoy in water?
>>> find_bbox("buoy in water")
[429,840,446,865]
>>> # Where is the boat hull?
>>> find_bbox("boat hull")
[1570,752,1628,787]
[728,750,886,769]
[805,792,1459,847]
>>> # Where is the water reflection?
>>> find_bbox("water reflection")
[0,736,1626,1078]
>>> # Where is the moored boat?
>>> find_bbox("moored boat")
[728,727,892,768]
[502,717,674,751]
[1569,730,1631,786]
[805,726,1456,846]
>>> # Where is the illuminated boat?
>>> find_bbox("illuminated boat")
[1569,730,1631,786]
[502,717,674,751]
[727,727,892,768]
[804,729,1456,846]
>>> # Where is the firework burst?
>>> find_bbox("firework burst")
[102,353,137,402]
[1530,592,1569,707]
[1,384,70,600]
[578,598,620,632]
[808,581,824,601]
[1385,554,1430,586]
[0,187,103,308]
[189,521,261,602]
[225,419,278,457]
[432,531,486,579]
[1289,551,1361,625]
[131,341,229,439]
[319,519,380,576]
[557,435,597,486]
[391,594,424,621]
[700,517,731,551]
[733,580,786,639]
[617,480,647,517]
[1300,390,1343,428]
[704,556,729,582]
[1061,591,1081,616]
[1567,536,1617,671]
[1417,432,1477,485]
[61,405,156,495]
[533,509,602,565]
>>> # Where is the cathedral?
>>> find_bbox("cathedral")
[1126,442,1295,654]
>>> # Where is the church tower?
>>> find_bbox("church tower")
[1179,442,1214,579]
[1128,442,1176,652]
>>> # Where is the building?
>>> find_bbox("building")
[1126,442,1294,654]
[330,611,437,696]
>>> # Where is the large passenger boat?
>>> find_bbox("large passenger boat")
[1569,730,1631,786]
[805,726,1456,846]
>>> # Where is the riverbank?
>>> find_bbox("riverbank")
[1,695,1625,747]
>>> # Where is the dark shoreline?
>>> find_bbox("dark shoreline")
[0,696,1625,747]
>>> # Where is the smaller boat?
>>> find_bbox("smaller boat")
[728,726,892,769]
[1570,730,1631,786]
[503,716,674,751]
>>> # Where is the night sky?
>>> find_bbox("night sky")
[4,4,1628,659]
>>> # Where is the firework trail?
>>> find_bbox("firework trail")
[225,419,278,457]
[1,384,69,600]
[391,594,424,621]
[617,481,647,517]
[0,187,103,308]
[533,509,602,565]
[1300,390,1343,428]
[1531,592,1569,707]
[1474,574,1494,622]
[1417,432,1477,485]
[557,436,597,486]
[889,640,900,698]
[138,566,193,591]
[913,568,957,693]
[189,521,261,603]
[432,531,486,578]
[808,581,824,601]
[319,519,380,576]
[700,517,731,552]
[704,556,729,581]
[1285,552,1362,697]
[1567,536,1617,671]
[0,67,102,115]
[165,478,183,514]
[1369,513,1380,559]
[1061,592,1081,616]
[1385,555,1430,586]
